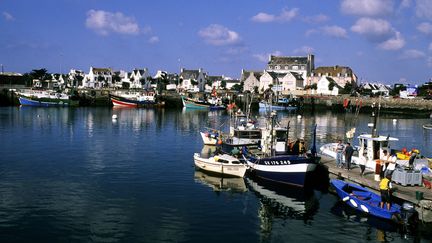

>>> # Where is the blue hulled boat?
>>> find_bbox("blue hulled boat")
[17,90,77,107]
[331,179,401,220]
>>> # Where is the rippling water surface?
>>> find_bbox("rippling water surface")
[0,107,431,242]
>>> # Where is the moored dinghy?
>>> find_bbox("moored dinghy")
[331,179,401,221]
[193,153,247,177]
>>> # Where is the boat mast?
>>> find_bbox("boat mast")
[371,99,381,138]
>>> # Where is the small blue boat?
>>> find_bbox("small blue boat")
[331,179,401,220]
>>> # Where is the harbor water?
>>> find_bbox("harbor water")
[0,106,431,242]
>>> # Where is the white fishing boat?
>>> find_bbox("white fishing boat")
[193,153,247,177]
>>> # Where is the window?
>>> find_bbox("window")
[276,65,280,70]
[292,65,298,70]
[285,66,289,70]
[301,65,305,70]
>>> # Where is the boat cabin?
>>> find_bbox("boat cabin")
[357,134,398,168]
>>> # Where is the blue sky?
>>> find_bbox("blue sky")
[1,0,432,84]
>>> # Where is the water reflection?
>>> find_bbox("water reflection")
[246,177,319,241]
[194,170,247,193]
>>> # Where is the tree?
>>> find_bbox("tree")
[221,80,227,89]
[112,73,121,83]
[191,79,198,86]
[340,82,353,94]
[30,68,50,80]
[231,82,244,92]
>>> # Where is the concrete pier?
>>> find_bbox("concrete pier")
[320,155,432,222]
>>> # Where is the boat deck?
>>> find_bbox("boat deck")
[320,155,432,221]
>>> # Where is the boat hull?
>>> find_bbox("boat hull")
[182,97,225,110]
[110,94,158,107]
[331,179,400,220]
[18,96,76,107]
[194,154,247,177]
[243,153,318,187]
[258,102,297,111]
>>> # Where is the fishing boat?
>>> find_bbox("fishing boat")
[109,90,162,107]
[193,153,247,177]
[242,111,320,187]
[331,179,401,221]
[17,89,78,107]
[181,96,225,110]
[194,170,247,192]
[259,98,297,111]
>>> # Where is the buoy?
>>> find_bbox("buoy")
[112,114,118,119]
[349,199,358,208]
[360,204,369,213]
[392,119,397,123]
[297,115,302,119]
[343,196,350,202]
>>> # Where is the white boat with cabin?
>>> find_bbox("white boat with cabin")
[193,153,247,177]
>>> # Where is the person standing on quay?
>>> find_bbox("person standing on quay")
[344,142,354,170]
[336,140,345,168]
[379,174,393,210]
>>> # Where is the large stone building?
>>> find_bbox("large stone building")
[266,54,315,86]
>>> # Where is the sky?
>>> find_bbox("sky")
[1,0,432,84]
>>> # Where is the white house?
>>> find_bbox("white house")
[82,67,113,89]
[224,79,241,90]
[241,70,262,92]
[316,76,340,96]
[179,68,207,92]
[310,65,357,89]
[68,69,85,87]
[279,72,304,94]
[129,68,152,89]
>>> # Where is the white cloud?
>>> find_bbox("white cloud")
[198,24,241,46]
[251,8,298,23]
[400,0,412,8]
[399,49,426,59]
[341,0,394,16]
[148,36,159,44]
[378,31,405,50]
[351,18,393,41]
[416,0,432,20]
[253,51,283,62]
[428,57,432,67]
[293,46,315,55]
[321,25,348,38]
[417,22,432,34]
[2,11,14,21]
[303,14,329,24]
[85,9,140,35]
